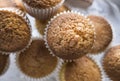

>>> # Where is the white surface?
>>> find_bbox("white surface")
[0,0,120,81]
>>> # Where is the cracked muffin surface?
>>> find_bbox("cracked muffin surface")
[46,13,94,60]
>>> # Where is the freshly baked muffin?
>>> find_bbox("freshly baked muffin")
[0,10,31,54]
[17,39,58,78]
[45,12,95,60]
[88,15,112,54]
[59,56,101,81]
[0,54,9,75]
[103,45,120,81]
[22,0,64,21]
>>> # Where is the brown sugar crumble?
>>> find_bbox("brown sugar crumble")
[23,0,61,9]
[18,40,58,78]
[47,13,94,60]
[0,11,31,53]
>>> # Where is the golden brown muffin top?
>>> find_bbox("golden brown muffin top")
[60,56,101,81]
[0,11,31,53]
[103,45,120,81]
[0,54,9,75]
[18,39,58,78]
[88,15,112,54]
[23,0,61,9]
[47,13,94,60]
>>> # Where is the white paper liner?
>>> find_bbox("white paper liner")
[0,55,10,77]
[15,43,64,81]
[43,10,95,61]
[22,0,65,21]
[56,55,102,81]
[0,8,32,55]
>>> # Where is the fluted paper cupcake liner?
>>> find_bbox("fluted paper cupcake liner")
[43,10,95,62]
[56,55,103,81]
[0,8,32,55]
[23,0,65,21]
[15,48,64,81]
[0,55,10,76]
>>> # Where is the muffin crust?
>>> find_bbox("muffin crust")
[47,13,94,60]
[0,11,31,53]
[103,45,120,81]
[23,0,61,8]
[88,15,112,53]
[60,56,101,81]
[18,39,58,78]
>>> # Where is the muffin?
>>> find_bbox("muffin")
[22,0,65,21]
[0,9,31,54]
[16,39,61,80]
[35,5,69,36]
[0,54,9,76]
[65,0,93,9]
[45,11,95,60]
[88,15,112,54]
[59,56,101,81]
[103,45,120,81]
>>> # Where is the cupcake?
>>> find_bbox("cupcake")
[65,0,94,9]
[44,11,95,60]
[103,45,120,81]
[58,56,101,81]
[16,39,62,80]
[0,8,32,54]
[0,54,9,76]
[35,5,69,36]
[22,0,65,21]
[88,15,113,54]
